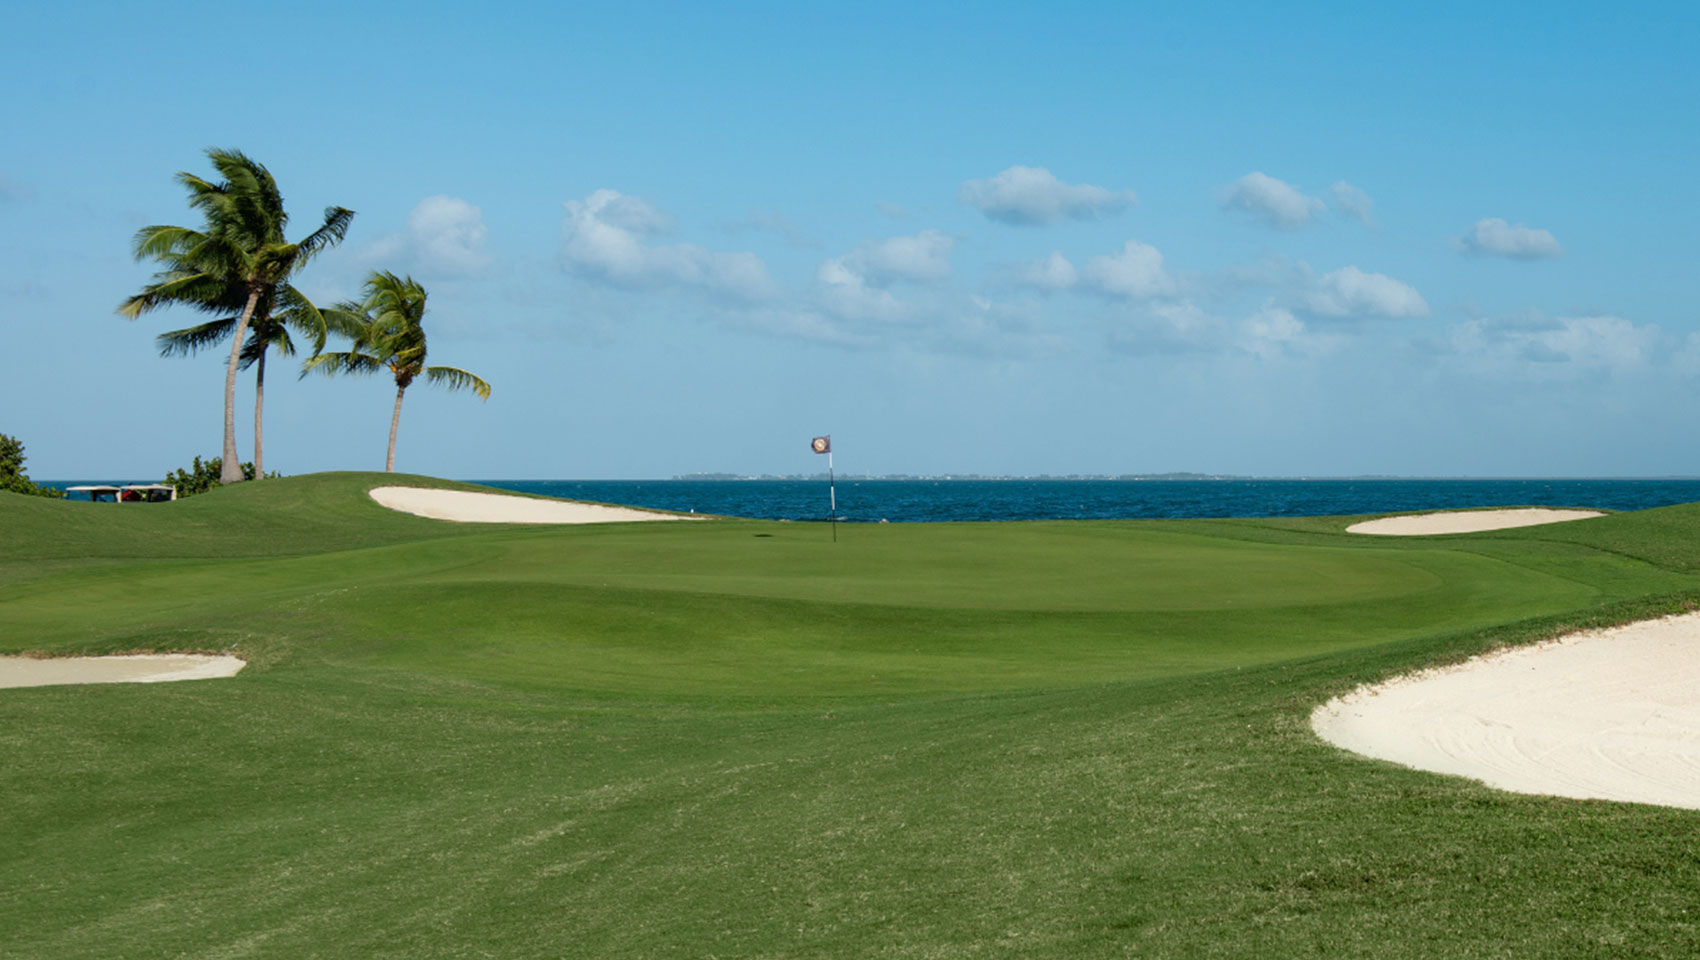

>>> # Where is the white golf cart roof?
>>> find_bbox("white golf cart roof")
[67,484,177,501]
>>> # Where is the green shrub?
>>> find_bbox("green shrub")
[0,433,66,499]
[164,456,279,498]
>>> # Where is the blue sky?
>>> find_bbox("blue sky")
[3,1,1696,479]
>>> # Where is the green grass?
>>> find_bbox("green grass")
[3,472,1699,958]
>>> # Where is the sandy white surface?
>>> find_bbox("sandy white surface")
[0,654,246,690]
[1312,612,1700,809]
[369,486,688,524]
[1346,508,1603,536]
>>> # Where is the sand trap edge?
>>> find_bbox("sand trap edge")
[369,486,692,524]
[1310,611,1700,810]
[1345,508,1604,536]
[0,654,246,690]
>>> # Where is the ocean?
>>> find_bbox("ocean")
[474,478,1700,523]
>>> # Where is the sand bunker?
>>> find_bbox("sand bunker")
[1346,508,1603,536]
[1312,612,1700,809]
[0,654,245,690]
[370,487,688,524]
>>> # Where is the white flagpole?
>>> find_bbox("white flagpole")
[828,449,836,542]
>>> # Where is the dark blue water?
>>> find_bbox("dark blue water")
[473,479,1700,523]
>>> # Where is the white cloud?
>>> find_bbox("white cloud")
[959,165,1136,226]
[735,230,957,340]
[1300,266,1428,318]
[364,195,492,277]
[813,255,907,323]
[1081,240,1177,299]
[1453,314,1655,372]
[1239,306,1341,360]
[1221,172,1325,230]
[1330,181,1374,226]
[406,196,491,275]
[826,229,955,287]
[1016,251,1078,291]
[1241,307,1306,360]
[875,201,910,220]
[594,192,673,233]
[561,189,776,301]
[1456,218,1563,259]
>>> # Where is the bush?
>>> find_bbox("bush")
[0,433,66,499]
[164,456,278,498]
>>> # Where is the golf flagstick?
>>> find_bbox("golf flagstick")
[811,435,835,542]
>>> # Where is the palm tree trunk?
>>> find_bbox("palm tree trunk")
[252,348,266,479]
[386,384,406,472]
[221,288,261,484]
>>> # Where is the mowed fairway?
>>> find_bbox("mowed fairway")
[4,474,1700,958]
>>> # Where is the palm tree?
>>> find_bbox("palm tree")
[154,285,330,477]
[304,271,491,472]
[120,149,353,483]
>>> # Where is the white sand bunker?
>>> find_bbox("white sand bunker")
[1346,508,1603,536]
[0,654,245,690]
[1313,612,1700,809]
[370,486,687,524]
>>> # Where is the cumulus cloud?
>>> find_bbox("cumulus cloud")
[959,165,1136,226]
[1455,218,1563,259]
[813,255,907,323]
[806,231,954,328]
[1241,307,1306,360]
[834,229,956,285]
[1221,172,1325,229]
[561,189,776,301]
[1015,251,1078,291]
[1331,181,1374,226]
[1081,240,1177,299]
[1452,314,1655,372]
[1239,306,1342,360]
[1300,266,1428,318]
[364,195,492,277]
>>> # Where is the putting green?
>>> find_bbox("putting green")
[0,477,1639,697]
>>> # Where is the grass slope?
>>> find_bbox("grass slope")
[3,473,1699,958]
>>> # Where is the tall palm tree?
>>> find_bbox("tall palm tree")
[154,285,330,477]
[304,271,491,472]
[120,148,353,483]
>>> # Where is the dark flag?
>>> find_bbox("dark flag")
[811,436,831,454]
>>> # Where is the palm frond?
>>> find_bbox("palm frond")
[239,324,294,366]
[130,225,208,261]
[294,207,356,264]
[208,149,285,244]
[301,350,384,380]
[423,365,492,400]
[156,318,237,357]
[317,305,372,343]
[275,285,330,353]
[119,271,228,317]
